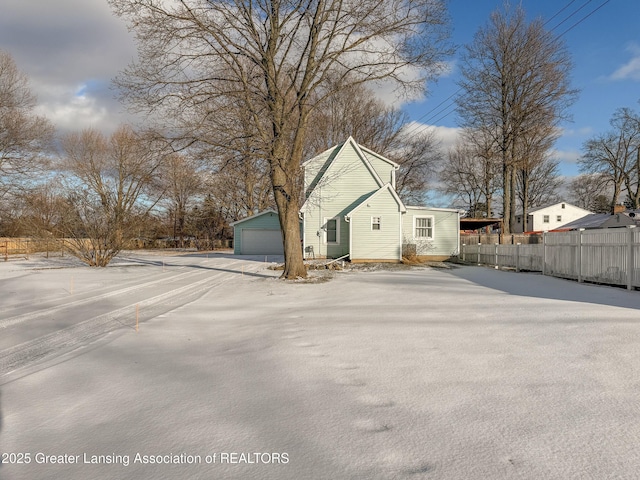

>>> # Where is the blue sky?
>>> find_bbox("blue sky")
[404,0,640,179]
[1,0,638,186]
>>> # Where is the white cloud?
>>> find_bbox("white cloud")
[402,122,463,152]
[550,148,581,164]
[609,43,640,81]
[0,0,137,134]
[560,126,594,137]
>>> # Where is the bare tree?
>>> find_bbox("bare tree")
[456,4,577,233]
[109,0,452,278]
[517,155,563,210]
[59,126,166,266]
[156,153,204,247]
[305,82,440,204]
[0,50,54,198]
[207,154,274,222]
[13,179,67,237]
[579,108,640,211]
[568,173,611,213]
[394,131,442,204]
[440,132,501,218]
[304,82,406,158]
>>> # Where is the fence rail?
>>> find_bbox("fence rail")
[461,226,640,290]
[0,237,234,261]
[0,238,66,259]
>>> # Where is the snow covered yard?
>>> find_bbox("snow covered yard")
[1,253,640,479]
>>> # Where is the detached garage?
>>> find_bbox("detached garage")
[230,210,284,255]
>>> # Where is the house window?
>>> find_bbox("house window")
[557,215,562,222]
[562,203,566,209]
[371,216,381,230]
[543,215,550,223]
[324,218,339,244]
[414,216,434,239]
[517,217,521,223]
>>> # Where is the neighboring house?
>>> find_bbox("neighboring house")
[513,202,592,233]
[551,212,636,231]
[301,137,460,262]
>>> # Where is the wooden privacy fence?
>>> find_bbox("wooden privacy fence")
[460,226,640,291]
[0,237,66,260]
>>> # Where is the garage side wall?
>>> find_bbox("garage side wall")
[233,212,282,255]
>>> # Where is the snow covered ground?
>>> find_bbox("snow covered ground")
[1,252,640,479]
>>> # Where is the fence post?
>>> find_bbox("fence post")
[494,243,499,268]
[578,228,584,283]
[628,225,636,291]
[542,232,547,276]
[516,243,521,272]
[478,242,481,265]
[462,243,466,262]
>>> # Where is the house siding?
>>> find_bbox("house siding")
[513,203,593,233]
[403,207,459,258]
[362,150,395,185]
[303,141,384,258]
[350,190,402,260]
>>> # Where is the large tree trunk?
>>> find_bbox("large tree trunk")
[272,164,306,279]
[502,161,511,235]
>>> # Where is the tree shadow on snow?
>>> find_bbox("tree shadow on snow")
[445,266,640,311]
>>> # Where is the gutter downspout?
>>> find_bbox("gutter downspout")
[345,215,352,260]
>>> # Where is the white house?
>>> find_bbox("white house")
[513,202,592,233]
[301,137,460,262]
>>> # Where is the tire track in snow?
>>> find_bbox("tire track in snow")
[0,259,262,378]
[0,259,241,330]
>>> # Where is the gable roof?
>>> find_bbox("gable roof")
[304,137,386,195]
[552,213,636,230]
[345,183,407,218]
[523,201,591,215]
[229,209,279,226]
[302,137,391,212]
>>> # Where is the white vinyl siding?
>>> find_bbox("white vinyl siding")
[303,141,380,258]
[403,208,459,257]
[350,190,401,260]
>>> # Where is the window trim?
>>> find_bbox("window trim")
[371,216,382,231]
[324,217,340,244]
[414,215,434,240]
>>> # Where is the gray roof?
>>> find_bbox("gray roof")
[553,213,636,230]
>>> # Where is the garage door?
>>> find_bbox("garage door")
[240,229,284,255]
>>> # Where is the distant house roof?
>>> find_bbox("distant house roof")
[516,201,591,216]
[551,213,636,231]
